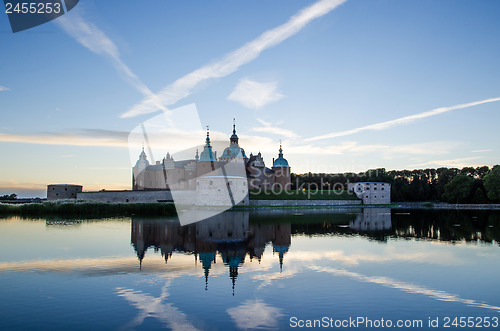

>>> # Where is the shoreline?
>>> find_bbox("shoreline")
[1,200,500,218]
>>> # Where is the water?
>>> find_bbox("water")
[0,208,499,330]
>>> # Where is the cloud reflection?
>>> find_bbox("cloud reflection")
[310,266,500,314]
[116,279,199,331]
[227,300,283,330]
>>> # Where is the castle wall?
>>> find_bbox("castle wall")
[196,176,249,206]
[271,166,291,190]
[47,185,83,200]
[348,182,391,204]
[249,199,361,206]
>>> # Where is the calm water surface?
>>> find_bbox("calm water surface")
[0,208,499,330]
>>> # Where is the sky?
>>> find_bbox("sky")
[1,0,500,197]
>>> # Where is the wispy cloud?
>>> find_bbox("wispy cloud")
[0,86,10,91]
[56,13,166,111]
[0,129,129,148]
[412,156,483,168]
[228,78,284,108]
[471,149,492,153]
[250,118,300,139]
[121,0,347,118]
[273,140,458,156]
[306,97,500,142]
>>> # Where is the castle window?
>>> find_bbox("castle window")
[209,181,213,185]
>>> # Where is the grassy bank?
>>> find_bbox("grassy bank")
[0,201,176,217]
[249,190,359,200]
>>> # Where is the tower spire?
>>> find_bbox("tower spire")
[205,126,211,146]
[230,119,239,145]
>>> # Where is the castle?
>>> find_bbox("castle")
[132,120,291,192]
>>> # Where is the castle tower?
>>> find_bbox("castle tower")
[197,126,217,176]
[220,119,248,162]
[271,142,291,190]
[132,146,150,190]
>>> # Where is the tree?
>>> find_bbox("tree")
[484,166,500,202]
[0,193,17,200]
[444,175,473,203]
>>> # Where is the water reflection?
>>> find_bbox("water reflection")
[349,208,392,231]
[0,210,499,330]
[131,208,500,290]
[131,211,291,294]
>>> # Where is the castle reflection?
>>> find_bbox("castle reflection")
[349,208,392,231]
[131,211,290,295]
[131,208,500,293]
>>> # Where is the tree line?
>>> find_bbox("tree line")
[292,165,500,203]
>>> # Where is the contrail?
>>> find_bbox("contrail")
[121,0,347,118]
[306,97,500,142]
[57,13,167,112]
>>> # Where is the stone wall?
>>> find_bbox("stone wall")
[348,182,391,204]
[77,190,173,203]
[47,185,83,200]
[249,200,362,207]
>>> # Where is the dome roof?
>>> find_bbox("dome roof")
[221,145,247,159]
[272,143,289,167]
[273,157,289,167]
[134,147,150,168]
[220,119,247,159]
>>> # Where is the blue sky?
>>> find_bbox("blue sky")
[1,0,500,197]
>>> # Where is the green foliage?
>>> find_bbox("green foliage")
[0,201,176,217]
[293,165,497,203]
[484,166,500,202]
[0,193,17,201]
[443,175,474,203]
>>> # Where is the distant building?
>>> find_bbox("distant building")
[132,119,291,192]
[47,184,83,200]
[348,182,391,204]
